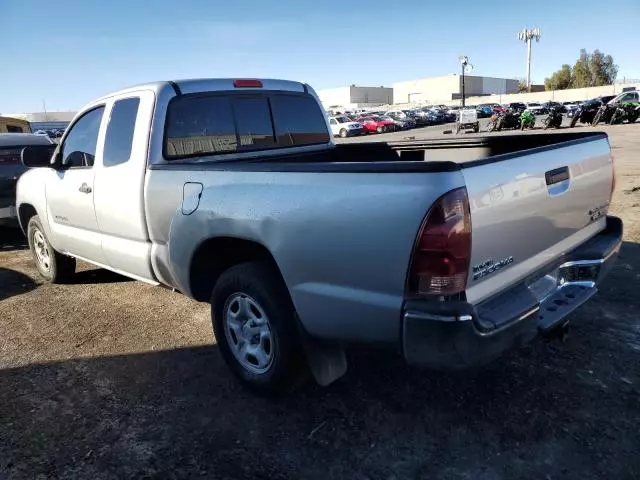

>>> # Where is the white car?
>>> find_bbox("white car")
[329,116,364,138]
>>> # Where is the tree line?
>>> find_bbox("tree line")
[544,49,618,91]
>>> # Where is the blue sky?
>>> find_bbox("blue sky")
[2,0,639,112]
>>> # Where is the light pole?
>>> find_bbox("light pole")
[518,27,541,92]
[459,55,473,107]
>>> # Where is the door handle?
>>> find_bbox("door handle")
[79,183,92,194]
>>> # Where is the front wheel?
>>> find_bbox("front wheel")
[376,126,384,133]
[592,109,604,126]
[27,215,76,283]
[339,128,348,138]
[211,261,307,394]
[570,111,580,128]
[609,110,621,125]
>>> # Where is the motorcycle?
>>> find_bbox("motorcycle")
[520,110,536,130]
[486,112,501,132]
[609,102,640,125]
[543,106,563,129]
[592,103,618,126]
[496,110,521,130]
[569,100,602,128]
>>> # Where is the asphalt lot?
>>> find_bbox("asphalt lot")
[1,123,639,479]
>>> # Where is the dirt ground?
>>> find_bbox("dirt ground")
[1,124,639,480]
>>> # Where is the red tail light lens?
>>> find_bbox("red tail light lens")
[233,79,263,88]
[408,187,472,296]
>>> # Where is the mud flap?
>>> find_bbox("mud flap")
[297,319,347,387]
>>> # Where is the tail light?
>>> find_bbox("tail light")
[233,79,263,88]
[407,187,472,296]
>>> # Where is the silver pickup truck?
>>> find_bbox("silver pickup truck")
[16,78,622,393]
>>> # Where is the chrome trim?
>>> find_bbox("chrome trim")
[483,306,540,336]
[404,311,457,323]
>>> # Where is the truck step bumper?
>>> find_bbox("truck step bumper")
[402,215,623,370]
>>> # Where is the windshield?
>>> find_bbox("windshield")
[335,117,351,124]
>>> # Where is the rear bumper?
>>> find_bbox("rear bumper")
[402,215,623,369]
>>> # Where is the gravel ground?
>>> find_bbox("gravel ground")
[1,123,639,480]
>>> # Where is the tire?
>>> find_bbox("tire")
[628,111,639,124]
[339,129,348,138]
[211,261,306,394]
[609,110,620,125]
[27,215,76,283]
[543,117,550,130]
[376,126,384,134]
[487,121,496,132]
[592,109,603,126]
[570,112,580,128]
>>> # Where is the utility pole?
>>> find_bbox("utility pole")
[42,99,48,121]
[518,28,541,92]
[459,56,473,107]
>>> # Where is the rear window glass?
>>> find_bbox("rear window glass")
[164,92,329,160]
[270,94,330,147]
[233,97,276,148]
[165,96,237,158]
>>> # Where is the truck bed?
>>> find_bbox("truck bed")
[151,131,607,172]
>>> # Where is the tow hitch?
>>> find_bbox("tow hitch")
[541,320,570,343]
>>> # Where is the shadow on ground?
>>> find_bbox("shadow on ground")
[72,268,134,285]
[0,243,639,480]
[0,268,36,301]
[0,226,28,251]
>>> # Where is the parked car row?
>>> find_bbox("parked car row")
[328,106,458,137]
[33,129,65,138]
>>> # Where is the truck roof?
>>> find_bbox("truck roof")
[93,78,310,102]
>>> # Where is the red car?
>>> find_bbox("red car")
[356,116,396,134]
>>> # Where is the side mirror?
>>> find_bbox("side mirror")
[21,145,57,168]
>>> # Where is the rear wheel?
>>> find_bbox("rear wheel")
[211,261,307,394]
[27,215,76,283]
[376,126,384,133]
[339,128,348,138]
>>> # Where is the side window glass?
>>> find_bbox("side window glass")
[104,98,140,167]
[330,119,337,125]
[61,107,105,168]
[232,97,276,149]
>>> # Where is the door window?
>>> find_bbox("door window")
[61,107,105,168]
[104,98,140,167]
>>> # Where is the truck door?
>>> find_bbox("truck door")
[46,106,109,265]
[93,90,157,283]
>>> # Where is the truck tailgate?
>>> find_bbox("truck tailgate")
[462,135,614,305]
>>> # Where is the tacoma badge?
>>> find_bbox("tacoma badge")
[472,256,514,281]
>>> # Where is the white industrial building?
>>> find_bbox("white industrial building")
[392,75,520,105]
[317,85,394,110]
